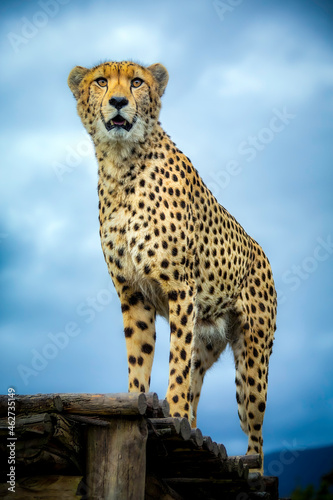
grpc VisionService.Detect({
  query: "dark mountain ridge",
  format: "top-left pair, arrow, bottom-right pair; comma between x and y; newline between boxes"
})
264,444 -> 333,497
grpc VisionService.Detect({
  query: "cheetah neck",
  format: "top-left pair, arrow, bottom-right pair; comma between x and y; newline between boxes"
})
96,123 -> 169,186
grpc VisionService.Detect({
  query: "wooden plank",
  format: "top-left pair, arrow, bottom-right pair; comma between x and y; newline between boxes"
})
0,393 -> 147,417
85,417 -> 148,500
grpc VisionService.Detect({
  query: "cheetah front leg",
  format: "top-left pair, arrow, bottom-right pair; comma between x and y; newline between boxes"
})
119,289 -> 156,393
166,287 -> 196,421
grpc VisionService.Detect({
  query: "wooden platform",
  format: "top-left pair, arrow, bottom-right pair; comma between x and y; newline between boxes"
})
0,393 -> 279,499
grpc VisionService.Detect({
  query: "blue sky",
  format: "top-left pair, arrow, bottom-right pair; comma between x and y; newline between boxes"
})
0,0 -> 332,462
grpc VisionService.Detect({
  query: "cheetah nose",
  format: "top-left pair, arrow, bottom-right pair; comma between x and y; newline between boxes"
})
109,96 -> 129,110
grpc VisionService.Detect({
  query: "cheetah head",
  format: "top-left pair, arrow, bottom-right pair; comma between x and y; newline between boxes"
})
68,61 -> 168,147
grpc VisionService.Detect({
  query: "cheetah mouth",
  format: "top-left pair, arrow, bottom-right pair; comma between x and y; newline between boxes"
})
105,114 -> 133,132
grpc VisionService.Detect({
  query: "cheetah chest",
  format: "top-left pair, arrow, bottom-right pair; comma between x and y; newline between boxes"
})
100,204 -> 170,316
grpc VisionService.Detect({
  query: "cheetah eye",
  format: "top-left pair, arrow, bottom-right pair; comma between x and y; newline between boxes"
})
95,78 -> 107,88
131,78 -> 143,88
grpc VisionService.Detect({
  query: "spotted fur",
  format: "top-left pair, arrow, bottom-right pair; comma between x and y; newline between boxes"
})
68,61 -> 277,470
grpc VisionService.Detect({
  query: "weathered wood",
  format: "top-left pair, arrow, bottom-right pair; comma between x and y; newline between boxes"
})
153,399 -> 170,418
0,392 -> 279,499
228,453 -> 262,470
202,437 -> 220,457
218,443 -> 228,459
202,435 -> 213,452
0,412 -> 53,435
66,414 -> 112,426
248,471 -> 263,485
190,427 -> 203,447
0,394 -> 63,416
144,396 -> 169,418
145,392 -> 160,416
0,413 -> 82,477
59,392 -> 148,416
224,456 -> 246,478
211,440 -> 219,457
149,417 -> 191,441
149,417 -> 180,435
85,417 -> 148,500
0,393 -> 147,417
0,475 -> 82,499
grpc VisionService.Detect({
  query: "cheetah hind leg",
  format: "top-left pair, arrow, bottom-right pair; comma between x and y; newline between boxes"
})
231,318 -> 273,473
190,328 -> 227,427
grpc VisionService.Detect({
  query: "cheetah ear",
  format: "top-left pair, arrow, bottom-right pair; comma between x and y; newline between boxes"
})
147,63 -> 169,96
68,66 -> 90,99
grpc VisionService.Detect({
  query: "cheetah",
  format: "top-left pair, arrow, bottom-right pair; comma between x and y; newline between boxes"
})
68,61 -> 277,469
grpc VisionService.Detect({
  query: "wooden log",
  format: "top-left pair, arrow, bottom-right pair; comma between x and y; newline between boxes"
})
0,394 -> 63,416
66,414 -> 112,426
59,393 -> 148,416
202,435 -> 213,452
223,456 -> 248,480
149,417 -> 180,435
211,441 -> 219,457
0,413 -> 53,435
85,416 -> 148,500
145,392 -> 159,416
248,471 -> 262,484
149,417 -> 191,441
153,399 -> 170,418
228,453 -> 262,470
145,396 -> 169,418
218,443 -> 228,459
190,428 -> 203,447
1,393 -> 148,417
